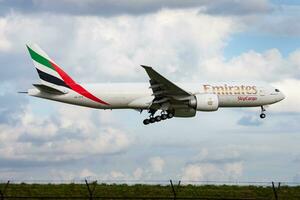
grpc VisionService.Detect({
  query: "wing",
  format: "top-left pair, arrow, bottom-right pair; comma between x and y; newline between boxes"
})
141,65 -> 192,110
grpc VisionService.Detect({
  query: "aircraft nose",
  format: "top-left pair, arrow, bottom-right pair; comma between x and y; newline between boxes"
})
280,92 -> 285,101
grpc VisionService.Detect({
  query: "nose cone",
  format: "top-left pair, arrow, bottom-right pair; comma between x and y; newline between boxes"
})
279,92 -> 285,101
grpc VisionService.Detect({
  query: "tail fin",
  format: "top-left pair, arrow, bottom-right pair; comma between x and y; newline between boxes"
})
26,44 -> 110,105
26,43 -> 70,89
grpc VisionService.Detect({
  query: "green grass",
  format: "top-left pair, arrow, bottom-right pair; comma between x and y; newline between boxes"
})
0,183 -> 300,199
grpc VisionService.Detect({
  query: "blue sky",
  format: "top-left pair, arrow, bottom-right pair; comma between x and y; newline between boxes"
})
0,0 -> 300,183
225,33 -> 300,58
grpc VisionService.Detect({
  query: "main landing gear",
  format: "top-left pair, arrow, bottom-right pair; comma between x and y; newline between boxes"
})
143,111 -> 174,125
260,106 -> 266,119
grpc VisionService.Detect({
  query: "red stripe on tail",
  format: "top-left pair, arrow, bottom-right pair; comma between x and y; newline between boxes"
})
50,61 -> 110,106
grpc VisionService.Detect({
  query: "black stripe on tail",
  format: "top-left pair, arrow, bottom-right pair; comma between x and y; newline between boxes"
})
36,68 -> 71,89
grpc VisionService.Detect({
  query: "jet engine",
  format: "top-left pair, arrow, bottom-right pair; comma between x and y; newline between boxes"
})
189,94 -> 219,111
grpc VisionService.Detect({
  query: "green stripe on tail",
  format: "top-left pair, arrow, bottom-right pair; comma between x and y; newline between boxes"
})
26,45 -> 55,71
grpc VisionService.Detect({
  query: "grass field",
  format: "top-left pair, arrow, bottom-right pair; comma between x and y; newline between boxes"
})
0,182 -> 300,199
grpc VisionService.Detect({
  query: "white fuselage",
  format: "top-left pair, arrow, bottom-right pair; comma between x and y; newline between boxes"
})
28,82 -> 285,112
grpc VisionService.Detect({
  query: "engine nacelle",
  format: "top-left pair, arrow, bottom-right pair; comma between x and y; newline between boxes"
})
189,94 -> 219,111
174,108 -> 196,117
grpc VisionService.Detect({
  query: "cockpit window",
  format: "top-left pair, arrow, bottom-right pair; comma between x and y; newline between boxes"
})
275,89 -> 280,92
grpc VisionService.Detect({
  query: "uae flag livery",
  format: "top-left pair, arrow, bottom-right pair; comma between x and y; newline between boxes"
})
27,44 -> 109,106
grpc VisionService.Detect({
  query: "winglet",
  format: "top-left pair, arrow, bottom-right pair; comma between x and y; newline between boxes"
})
141,65 -> 154,75
140,65 -> 152,69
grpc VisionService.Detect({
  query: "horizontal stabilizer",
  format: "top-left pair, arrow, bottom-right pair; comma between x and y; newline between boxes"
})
33,84 -> 66,95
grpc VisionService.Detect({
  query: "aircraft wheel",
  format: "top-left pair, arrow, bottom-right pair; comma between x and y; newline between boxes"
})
143,119 -> 150,125
260,113 -> 266,119
161,114 -> 168,120
167,112 -> 174,119
150,117 -> 156,123
155,116 -> 161,122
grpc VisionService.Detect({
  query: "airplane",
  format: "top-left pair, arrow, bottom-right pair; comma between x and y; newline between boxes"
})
24,44 -> 285,125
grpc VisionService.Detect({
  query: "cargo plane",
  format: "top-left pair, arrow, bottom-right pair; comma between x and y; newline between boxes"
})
24,44 -> 285,125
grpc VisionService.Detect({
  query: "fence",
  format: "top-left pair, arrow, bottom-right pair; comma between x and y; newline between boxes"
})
0,179 -> 299,200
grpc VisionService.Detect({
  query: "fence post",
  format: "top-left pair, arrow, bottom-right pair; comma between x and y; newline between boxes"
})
170,180 -> 181,200
85,179 -> 97,200
272,181 -> 281,200
0,180 -> 10,200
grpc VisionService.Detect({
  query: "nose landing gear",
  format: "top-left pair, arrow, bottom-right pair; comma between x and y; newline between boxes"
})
260,106 -> 266,119
260,113 -> 266,119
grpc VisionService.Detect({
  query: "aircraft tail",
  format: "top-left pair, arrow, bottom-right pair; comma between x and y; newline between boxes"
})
26,43 -> 110,105
26,43 -> 71,90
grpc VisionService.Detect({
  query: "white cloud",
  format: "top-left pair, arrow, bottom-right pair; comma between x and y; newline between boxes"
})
69,9 -> 237,82
0,9 -> 237,82
0,19 -> 11,51
182,162 -> 243,181
110,170 -> 127,179
61,127 -> 131,156
98,111 -> 115,125
149,156 -> 165,173
200,49 -> 284,81
2,10 -> 297,87
197,148 -> 209,159
182,163 -> 219,181
0,105 -> 132,161
271,79 -> 300,112
47,168 -> 97,180
193,147 -> 240,163
133,168 -> 143,179
3,8 -> 298,86
224,162 -> 243,179
49,169 -> 77,180
197,47 -> 300,83
182,148 -> 243,181
79,168 -> 97,178
288,50 -> 300,72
